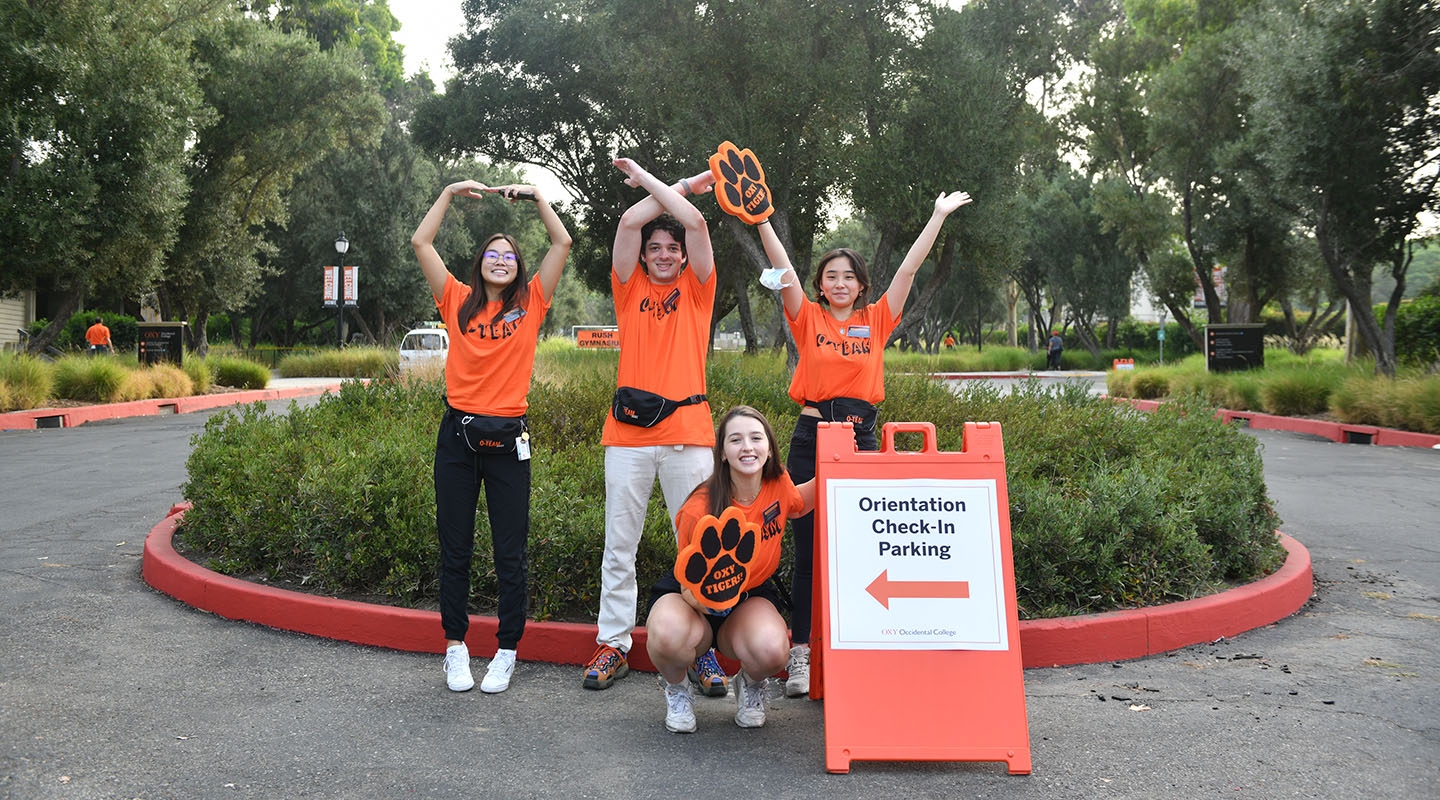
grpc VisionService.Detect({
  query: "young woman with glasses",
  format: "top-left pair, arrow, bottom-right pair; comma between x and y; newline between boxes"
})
411,180 -> 572,694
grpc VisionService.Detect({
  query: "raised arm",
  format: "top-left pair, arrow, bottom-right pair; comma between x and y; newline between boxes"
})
488,184 -> 572,301
412,180 -> 487,301
884,191 -> 973,316
757,220 -> 806,319
612,160 -> 716,284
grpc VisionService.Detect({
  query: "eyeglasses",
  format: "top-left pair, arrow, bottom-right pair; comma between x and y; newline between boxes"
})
482,250 -> 518,263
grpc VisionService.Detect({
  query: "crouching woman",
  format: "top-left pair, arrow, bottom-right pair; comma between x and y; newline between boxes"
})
645,405 -> 815,732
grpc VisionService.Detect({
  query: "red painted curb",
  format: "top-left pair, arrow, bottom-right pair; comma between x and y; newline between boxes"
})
1120,399 -> 1440,449
144,505 -> 1312,670
0,383 -> 342,430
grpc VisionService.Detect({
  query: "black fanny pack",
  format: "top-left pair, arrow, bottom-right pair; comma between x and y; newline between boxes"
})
806,396 -> 878,433
611,387 -> 707,428
449,406 -> 527,453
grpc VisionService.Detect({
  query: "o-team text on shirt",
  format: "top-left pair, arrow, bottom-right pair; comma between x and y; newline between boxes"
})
465,308 -> 526,341
638,288 -> 682,321
814,331 -> 871,356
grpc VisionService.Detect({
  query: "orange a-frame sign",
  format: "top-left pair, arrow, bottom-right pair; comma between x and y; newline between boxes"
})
811,420 -> 1031,775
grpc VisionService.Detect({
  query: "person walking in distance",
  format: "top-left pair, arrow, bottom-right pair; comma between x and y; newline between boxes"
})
411,179 -> 572,694
583,157 -> 729,694
1047,330 -> 1064,371
85,317 -> 113,356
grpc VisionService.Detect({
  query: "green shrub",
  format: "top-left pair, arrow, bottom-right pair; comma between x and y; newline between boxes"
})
183,358 -> 213,394
211,357 -> 271,389
147,364 -> 195,399
1395,295 -> 1440,367
52,356 -> 129,402
1106,370 -> 1134,397
57,311 -> 139,353
277,346 -> 395,379
886,345 -> 1040,375
178,351 -> 1286,622
1129,369 -> 1171,399
1331,375 -> 1388,425
1331,372 -> 1440,434
974,347 -> 1035,372
1260,369 -> 1338,416
1219,375 -> 1264,412
0,352 -> 53,411
116,369 -> 154,402
1392,377 -> 1440,434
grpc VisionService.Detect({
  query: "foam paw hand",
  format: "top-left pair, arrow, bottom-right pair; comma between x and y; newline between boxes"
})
675,506 -> 760,613
709,141 -> 774,225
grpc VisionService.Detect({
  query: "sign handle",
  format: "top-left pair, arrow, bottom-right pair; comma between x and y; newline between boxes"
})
881,421 -> 939,454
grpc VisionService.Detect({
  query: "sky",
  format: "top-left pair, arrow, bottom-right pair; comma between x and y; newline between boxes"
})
390,0 -> 465,87
390,1 -> 575,198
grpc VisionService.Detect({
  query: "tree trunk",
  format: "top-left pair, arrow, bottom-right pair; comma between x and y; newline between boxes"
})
25,288 -> 81,355
192,308 -> 210,358
1317,213 -> 1399,377
1005,279 -> 1019,347
722,215 -> 793,366
733,269 -> 757,354
1182,194 -> 1224,323
1166,299 -> 1203,349
348,309 -> 377,345
888,235 -> 956,348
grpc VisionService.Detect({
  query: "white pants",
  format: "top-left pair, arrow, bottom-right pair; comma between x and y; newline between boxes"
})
597,444 -> 713,651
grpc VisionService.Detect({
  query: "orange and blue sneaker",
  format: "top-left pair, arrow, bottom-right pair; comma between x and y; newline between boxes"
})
688,647 -> 729,697
582,644 -> 629,690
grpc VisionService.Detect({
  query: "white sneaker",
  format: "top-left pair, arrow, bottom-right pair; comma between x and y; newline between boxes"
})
664,681 -> 696,733
734,671 -> 767,728
480,648 -> 516,693
784,644 -> 810,698
444,643 -> 474,692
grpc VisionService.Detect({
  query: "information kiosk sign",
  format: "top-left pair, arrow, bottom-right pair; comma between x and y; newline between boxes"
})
812,421 -> 1030,774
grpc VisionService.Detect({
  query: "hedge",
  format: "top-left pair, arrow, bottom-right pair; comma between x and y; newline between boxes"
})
177,346 -> 1284,622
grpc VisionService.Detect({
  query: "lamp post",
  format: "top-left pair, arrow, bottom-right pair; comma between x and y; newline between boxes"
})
334,232 -> 349,348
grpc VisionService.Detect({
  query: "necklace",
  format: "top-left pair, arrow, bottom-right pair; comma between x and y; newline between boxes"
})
733,486 -> 759,505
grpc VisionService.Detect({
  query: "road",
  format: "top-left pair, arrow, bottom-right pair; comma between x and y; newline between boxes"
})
1,396 -> 1436,798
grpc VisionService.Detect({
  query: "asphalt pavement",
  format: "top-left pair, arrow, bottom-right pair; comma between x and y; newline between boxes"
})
1,390 -> 1436,799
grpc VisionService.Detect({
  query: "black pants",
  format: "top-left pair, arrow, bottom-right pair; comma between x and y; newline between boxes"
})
434,411 -> 530,649
785,414 -> 877,645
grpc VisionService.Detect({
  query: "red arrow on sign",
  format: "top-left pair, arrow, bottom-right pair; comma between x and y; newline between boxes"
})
865,570 -> 970,609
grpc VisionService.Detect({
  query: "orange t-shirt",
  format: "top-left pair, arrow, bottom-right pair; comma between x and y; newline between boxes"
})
85,322 -> 111,346
674,471 -> 803,588
436,274 -> 550,416
601,267 -> 716,447
785,295 -> 899,405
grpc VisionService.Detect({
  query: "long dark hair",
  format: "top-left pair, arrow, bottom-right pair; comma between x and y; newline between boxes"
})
692,405 -> 785,518
812,247 -> 872,310
457,233 -> 529,329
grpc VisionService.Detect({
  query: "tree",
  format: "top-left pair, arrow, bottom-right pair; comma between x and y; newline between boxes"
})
413,0 -> 883,328
1071,3 -> 1211,348
854,1 -> 1054,353
1236,0 -> 1440,376
162,13 -> 385,355
1,0 -> 211,353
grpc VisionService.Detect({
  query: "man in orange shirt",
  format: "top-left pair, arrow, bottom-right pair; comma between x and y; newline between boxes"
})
85,317 -> 113,355
582,157 -> 720,691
